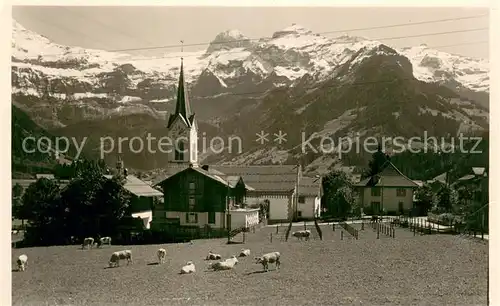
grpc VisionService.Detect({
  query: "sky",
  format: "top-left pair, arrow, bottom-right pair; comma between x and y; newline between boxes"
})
12,6 -> 489,59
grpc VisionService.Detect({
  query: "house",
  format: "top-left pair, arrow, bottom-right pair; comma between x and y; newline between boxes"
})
105,158 -> 163,229
354,161 -> 419,215
153,164 -> 252,229
151,59 -> 322,225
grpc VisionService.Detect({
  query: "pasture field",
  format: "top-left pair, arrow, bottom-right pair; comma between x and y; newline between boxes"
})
12,226 -> 488,305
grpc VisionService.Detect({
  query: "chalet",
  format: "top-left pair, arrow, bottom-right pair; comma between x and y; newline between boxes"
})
153,164 -> 253,230
355,161 -> 419,215
151,59 -> 322,225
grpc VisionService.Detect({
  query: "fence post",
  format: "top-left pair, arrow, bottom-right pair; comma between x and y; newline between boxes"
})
392,228 -> 395,238
270,233 -> 273,243
276,225 -> 279,234
243,231 -> 246,243
333,223 -> 335,231
361,222 -> 364,230
304,220 -> 307,231
377,225 -> 380,239
413,223 -> 416,236
341,231 -> 343,240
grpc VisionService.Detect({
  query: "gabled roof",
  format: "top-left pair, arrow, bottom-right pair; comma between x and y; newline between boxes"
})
355,161 -> 419,188
210,165 -> 299,192
298,176 -> 322,196
104,174 -> 163,197
167,59 -> 195,129
156,166 -> 253,191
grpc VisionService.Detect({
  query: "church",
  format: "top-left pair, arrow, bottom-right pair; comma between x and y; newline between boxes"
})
151,60 -> 322,229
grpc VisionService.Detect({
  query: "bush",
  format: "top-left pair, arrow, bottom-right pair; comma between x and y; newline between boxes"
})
427,212 -> 462,226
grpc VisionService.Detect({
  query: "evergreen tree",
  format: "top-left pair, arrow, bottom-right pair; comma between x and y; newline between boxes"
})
363,144 -> 390,178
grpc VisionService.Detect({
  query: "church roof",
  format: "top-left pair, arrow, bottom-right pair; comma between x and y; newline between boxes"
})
167,59 -> 195,129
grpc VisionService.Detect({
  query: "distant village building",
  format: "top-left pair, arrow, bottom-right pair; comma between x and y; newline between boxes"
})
354,161 -> 419,215
106,156 -> 163,229
152,60 -> 322,228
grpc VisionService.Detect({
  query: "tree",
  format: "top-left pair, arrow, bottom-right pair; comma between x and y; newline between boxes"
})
414,184 -> 438,215
21,178 -> 65,245
20,158 -> 132,246
434,185 -> 459,214
363,144 -> 390,178
12,183 -> 23,218
322,170 -> 357,218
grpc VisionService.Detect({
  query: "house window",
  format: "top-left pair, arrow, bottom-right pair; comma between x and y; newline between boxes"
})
298,196 -> 305,203
371,188 -> 381,196
297,211 -> 302,217
175,142 -> 185,161
371,201 -> 381,214
398,201 -> 404,213
188,196 -> 195,210
208,211 -> 216,224
396,188 -> 406,197
186,213 -> 198,224
189,182 -> 195,195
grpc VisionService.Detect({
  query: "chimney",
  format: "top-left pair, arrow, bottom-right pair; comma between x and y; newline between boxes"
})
201,165 -> 209,171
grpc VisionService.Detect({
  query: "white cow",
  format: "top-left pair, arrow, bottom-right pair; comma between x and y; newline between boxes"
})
292,230 -> 311,241
16,254 -> 28,272
108,250 -> 132,268
157,248 -> 167,264
98,237 -> 112,247
239,249 -> 251,257
82,237 -> 94,249
255,252 -> 281,272
180,261 -> 196,274
205,251 -> 222,260
209,256 -> 238,271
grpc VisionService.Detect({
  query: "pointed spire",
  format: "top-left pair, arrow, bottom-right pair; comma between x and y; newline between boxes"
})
167,57 -> 194,128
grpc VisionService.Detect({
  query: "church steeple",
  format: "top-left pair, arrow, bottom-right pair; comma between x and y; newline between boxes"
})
167,58 -> 195,128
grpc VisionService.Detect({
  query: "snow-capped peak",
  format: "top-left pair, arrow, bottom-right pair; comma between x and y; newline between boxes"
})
206,29 -> 253,53
272,23 -> 313,39
219,29 -> 247,40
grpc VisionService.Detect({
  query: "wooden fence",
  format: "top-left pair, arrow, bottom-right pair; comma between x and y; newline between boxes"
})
369,219 -> 395,238
339,221 -> 359,239
314,219 -> 323,240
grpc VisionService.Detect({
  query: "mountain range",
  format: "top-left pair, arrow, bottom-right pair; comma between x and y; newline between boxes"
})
11,20 -> 489,176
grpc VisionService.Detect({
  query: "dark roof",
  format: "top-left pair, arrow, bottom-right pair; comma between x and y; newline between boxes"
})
355,161 -> 418,188
167,59 -> 195,129
156,166 -> 253,191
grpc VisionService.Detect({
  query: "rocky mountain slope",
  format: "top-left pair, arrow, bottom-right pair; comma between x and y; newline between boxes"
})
11,20 -> 489,173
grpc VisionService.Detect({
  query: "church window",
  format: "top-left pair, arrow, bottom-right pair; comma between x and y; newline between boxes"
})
175,141 -> 185,161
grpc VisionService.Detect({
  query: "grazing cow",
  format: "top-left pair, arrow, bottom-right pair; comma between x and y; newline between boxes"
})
209,256 -> 238,271
16,254 -> 28,272
108,250 -> 132,268
292,230 -> 311,241
205,251 -> 222,260
180,261 -> 195,274
82,237 -> 94,249
98,237 -> 112,247
157,248 -> 167,264
255,252 -> 281,272
239,249 -> 251,257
